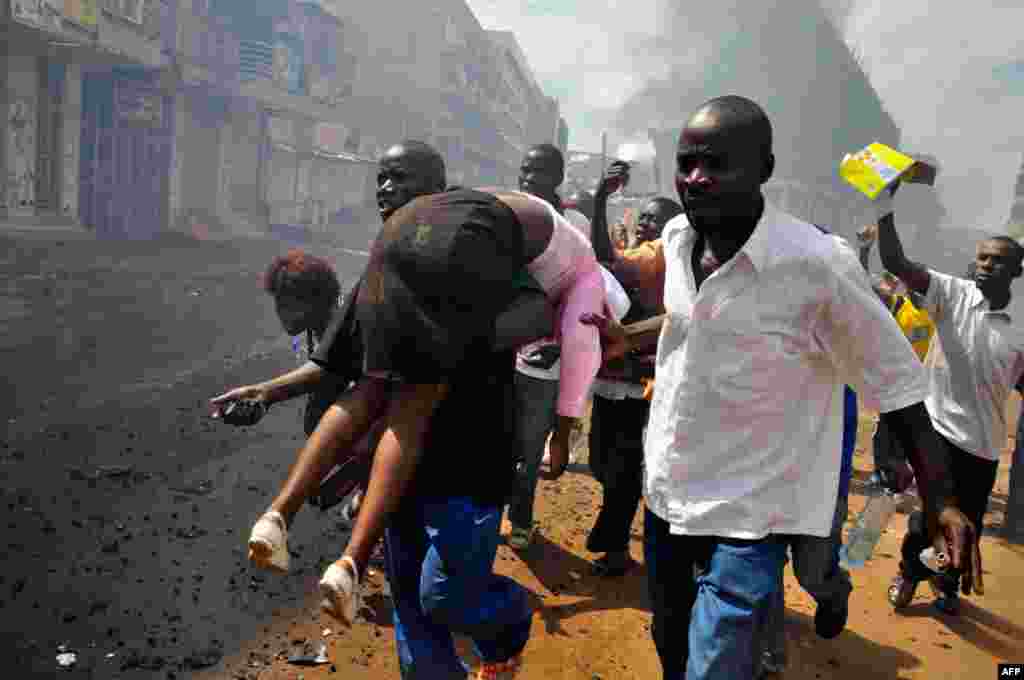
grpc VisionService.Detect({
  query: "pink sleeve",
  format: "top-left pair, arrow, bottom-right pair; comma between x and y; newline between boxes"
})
555,265 -> 605,418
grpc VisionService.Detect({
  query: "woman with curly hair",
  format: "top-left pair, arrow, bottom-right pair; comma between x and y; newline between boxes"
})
242,250 -> 381,572
261,249 -> 347,436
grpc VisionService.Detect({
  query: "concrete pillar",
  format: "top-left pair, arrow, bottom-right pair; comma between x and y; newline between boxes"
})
167,94 -> 186,230
213,109 -> 230,233
0,44 -> 7,219
60,62 -> 82,220
3,54 -> 40,218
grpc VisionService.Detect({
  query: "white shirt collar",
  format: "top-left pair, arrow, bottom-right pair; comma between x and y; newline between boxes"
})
965,278 -> 1012,318
667,200 -> 786,274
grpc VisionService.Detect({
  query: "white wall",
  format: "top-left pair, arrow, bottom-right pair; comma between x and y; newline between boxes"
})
60,62 -> 81,218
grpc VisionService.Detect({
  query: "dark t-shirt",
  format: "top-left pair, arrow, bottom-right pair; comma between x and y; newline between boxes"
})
305,288 -> 362,435
406,344 -> 518,509
311,284 -> 518,509
355,189 -> 526,383
312,280 -> 364,386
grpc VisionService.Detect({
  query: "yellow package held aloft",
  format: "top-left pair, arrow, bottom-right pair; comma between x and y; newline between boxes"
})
839,143 -> 917,200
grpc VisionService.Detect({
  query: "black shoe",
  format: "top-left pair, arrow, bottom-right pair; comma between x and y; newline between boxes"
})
591,552 -> 638,578
888,573 -> 919,608
759,650 -> 787,676
814,595 -> 849,639
928,575 -> 961,615
934,593 -> 960,616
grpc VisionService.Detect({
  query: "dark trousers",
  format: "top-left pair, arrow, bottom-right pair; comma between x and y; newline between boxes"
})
899,434 -> 999,590
644,509 -> 787,679
385,497 -> 533,678
872,417 -> 907,483
506,372 -> 559,529
586,394 -> 648,554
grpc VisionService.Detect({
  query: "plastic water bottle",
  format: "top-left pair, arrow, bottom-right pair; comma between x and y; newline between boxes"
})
840,489 -> 901,569
919,547 -> 950,573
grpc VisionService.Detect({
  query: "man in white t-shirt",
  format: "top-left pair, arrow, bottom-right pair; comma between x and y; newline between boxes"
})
582,95 -> 978,679
506,144 -> 593,550
877,182 -> 1024,615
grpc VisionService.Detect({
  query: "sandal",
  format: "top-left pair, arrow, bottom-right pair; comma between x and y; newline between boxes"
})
248,510 -> 290,573
507,524 -> 537,551
319,555 -> 362,625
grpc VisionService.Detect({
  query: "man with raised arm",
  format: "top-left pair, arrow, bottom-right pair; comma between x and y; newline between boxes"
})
875,182 -> 1021,615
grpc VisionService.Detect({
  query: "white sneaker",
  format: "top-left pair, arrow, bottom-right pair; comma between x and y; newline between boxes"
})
320,556 -> 362,625
339,489 -> 363,525
248,510 -> 289,573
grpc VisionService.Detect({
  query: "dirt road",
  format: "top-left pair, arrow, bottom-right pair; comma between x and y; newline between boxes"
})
201,403 -> 1024,680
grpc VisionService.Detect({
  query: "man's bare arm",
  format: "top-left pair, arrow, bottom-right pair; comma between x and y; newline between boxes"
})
592,161 -> 630,265
882,402 -> 981,593
582,312 -> 664,362
880,403 -> 953,520
876,190 -> 931,295
623,314 -> 666,355
856,224 -> 875,273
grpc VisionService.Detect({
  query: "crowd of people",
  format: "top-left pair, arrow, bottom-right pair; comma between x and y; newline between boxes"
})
207,94 -> 1019,680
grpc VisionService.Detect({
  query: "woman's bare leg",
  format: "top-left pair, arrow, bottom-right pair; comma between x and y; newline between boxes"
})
345,382 -> 447,571
269,378 -> 391,526
320,382 -> 447,623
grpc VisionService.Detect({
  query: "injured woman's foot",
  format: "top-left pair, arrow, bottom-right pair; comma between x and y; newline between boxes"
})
248,510 -> 290,572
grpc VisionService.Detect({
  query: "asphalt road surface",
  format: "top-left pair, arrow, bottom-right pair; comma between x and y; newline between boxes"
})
1,227 -> 368,678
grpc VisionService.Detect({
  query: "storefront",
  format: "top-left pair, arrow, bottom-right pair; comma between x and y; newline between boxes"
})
1,0 -> 97,223
310,120 -> 374,240
79,65 -> 172,238
264,112 -> 311,243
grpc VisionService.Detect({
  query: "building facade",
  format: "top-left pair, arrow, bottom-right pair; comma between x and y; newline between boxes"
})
1,0 -> 158,227
2,0 -> 564,242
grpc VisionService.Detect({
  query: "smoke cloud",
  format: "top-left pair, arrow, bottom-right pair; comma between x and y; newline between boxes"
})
472,0 -> 1024,230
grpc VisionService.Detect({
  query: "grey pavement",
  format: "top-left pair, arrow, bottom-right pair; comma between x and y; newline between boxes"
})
1,226 -> 370,678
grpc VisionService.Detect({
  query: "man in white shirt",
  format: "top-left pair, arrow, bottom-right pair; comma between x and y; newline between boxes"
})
877,183 -> 1024,615
506,144 -> 593,550
582,95 -> 978,680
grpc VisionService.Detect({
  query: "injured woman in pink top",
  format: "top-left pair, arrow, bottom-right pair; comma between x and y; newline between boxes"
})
248,187 -> 608,625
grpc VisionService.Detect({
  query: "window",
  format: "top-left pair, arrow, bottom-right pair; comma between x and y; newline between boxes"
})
112,0 -> 145,24
444,17 -> 458,46
316,36 -> 337,72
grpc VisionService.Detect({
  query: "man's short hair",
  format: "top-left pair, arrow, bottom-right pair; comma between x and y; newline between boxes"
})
527,143 -> 565,175
647,196 -> 683,220
393,139 -> 446,187
985,235 -> 1024,265
698,95 -> 773,156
